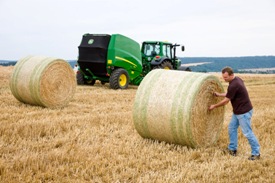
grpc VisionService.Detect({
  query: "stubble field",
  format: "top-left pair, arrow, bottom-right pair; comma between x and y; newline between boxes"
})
0,66 -> 275,182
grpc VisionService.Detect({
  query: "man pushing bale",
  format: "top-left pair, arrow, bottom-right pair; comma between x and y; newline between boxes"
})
209,66 -> 260,160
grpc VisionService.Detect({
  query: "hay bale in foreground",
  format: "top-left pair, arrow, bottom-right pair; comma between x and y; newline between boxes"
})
133,69 -> 225,148
10,55 -> 76,108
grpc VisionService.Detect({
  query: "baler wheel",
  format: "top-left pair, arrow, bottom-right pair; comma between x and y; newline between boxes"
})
76,72 -> 95,85
76,72 -> 84,85
110,68 -> 129,89
86,79 -> 96,85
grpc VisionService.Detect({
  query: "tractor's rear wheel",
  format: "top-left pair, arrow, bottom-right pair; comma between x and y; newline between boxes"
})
160,61 -> 173,70
109,68 -> 129,89
152,66 -> 160,70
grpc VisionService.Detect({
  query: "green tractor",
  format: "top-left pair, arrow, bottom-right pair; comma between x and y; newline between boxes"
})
76,33 -> 186,89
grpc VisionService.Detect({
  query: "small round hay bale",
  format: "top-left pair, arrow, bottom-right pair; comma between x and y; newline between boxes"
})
10,55 -> 76,108
133,69 -> 225,148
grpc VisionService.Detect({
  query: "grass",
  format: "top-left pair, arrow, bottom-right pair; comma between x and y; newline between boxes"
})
0,66 -> 275,182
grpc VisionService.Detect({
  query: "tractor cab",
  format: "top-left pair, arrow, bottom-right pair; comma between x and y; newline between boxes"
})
143,42 -> 161,58
141,41 -> 184,71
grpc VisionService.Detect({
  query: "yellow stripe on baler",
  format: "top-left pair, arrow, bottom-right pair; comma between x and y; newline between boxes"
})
115,56 -> 137,67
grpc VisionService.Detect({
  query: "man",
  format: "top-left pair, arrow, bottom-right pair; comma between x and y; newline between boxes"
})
73,64 -> 79,74
209,66 -> 260,160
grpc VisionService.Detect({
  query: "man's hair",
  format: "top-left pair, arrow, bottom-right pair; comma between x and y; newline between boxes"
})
222,66 -> 234,75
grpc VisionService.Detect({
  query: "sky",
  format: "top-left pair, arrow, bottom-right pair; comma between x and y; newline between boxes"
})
0,0 -> 275,60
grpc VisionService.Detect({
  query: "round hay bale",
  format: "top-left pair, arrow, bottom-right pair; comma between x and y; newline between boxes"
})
10,55 -> 76,108
133,69 -> 225,148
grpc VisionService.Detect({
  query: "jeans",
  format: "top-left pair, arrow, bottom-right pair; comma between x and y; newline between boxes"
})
228,109 -> 260,155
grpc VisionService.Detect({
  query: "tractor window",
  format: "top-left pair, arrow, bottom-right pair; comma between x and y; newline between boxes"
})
163,44 -> 172,59
143,44 -> 160,56
155,45 -> 160,55
163,46 -> 167,57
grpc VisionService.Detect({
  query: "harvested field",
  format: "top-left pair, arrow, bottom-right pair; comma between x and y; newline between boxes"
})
0,66 -> 275,182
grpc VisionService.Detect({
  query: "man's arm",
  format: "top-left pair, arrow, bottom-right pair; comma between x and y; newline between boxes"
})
214,92 -> 227,97
209,97 -> 230,110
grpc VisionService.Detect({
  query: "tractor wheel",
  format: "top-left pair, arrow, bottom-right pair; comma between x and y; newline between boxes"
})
76,72 -> 84,85
76,72 -> 95,85
109,68 -> 129,89
86,79 -> 96,85
152,66 -> 160,70
160,61 -> 173,70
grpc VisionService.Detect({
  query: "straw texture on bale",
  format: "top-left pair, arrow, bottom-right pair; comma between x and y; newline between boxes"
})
10,56 -> 76,108
133,69 -> 225,148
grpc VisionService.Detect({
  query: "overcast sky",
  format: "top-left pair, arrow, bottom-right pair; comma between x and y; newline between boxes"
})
0,0 -> 275,60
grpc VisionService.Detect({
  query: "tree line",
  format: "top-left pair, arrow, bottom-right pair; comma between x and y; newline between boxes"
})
181,56 -> 275,73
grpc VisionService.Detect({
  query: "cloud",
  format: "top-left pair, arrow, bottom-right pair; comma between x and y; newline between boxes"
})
0,0 -> 274,59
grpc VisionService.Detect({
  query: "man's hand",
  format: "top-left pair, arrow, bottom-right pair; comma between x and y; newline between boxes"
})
208,97 -> 230,111
213,92 -> 220,97
209,104 -> 216,111
213,92 -> 226,97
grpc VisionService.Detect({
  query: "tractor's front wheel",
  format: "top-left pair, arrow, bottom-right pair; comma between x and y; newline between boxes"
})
109,68 -> 129,89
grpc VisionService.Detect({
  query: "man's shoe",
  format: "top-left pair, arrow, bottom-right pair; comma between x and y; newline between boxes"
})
228,149 -> 237,156
248,154 -> 260,160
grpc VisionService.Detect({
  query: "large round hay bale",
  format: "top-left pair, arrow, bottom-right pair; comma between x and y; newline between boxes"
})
133,69 -> 225,148
10,55 -> 76,108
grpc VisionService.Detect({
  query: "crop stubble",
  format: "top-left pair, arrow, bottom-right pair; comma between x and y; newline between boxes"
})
0,66 -> 275,182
